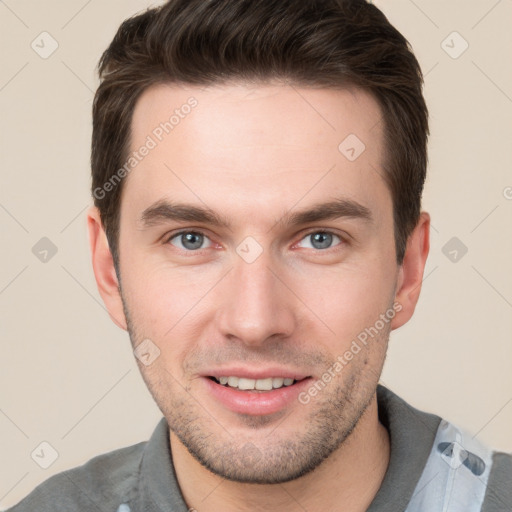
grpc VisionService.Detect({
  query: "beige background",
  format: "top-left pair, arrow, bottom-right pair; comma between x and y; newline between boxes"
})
1,0 -> 511,508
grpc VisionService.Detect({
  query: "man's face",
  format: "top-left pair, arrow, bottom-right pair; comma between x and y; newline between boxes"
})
117,82 -> 399,483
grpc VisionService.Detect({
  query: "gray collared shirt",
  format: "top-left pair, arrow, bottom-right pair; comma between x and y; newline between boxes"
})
7,386 -> 512,511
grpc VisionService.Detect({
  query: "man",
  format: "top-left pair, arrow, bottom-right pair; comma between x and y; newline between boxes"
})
8,0 -> 511,511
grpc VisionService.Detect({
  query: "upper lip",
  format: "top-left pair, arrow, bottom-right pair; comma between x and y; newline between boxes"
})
201,367 -> 310,381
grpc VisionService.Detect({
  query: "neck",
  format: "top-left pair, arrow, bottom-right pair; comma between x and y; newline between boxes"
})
170,393 -> 390,512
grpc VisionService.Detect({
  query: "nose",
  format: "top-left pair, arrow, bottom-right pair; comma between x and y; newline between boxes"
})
216,251 -> 297,347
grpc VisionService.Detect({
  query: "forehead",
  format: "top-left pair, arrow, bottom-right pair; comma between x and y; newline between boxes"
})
123,81 -> 389,225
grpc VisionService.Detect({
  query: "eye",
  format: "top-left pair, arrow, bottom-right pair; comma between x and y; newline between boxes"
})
296,231 -> 343,250
168,231 -> 212,251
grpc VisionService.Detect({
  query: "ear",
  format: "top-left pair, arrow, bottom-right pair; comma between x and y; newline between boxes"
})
87,206 -> 127,330
391,211 -> 430,330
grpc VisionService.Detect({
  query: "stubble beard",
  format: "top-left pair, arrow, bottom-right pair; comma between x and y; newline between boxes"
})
121,292 -> 389,484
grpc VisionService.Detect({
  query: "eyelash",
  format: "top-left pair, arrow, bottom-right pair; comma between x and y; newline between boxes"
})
164,229 -> 347,253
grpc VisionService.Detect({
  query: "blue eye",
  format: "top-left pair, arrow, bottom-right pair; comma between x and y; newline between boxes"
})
167,230 -> 342,252
169,231 -> 212,251
297,231 -> 342,250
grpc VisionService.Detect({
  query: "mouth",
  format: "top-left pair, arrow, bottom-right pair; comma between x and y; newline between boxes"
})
203,373 -> 313,416
208,375 -> 304,391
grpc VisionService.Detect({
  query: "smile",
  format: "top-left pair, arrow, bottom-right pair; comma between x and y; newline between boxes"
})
204,375 -> 313,415
210,376 -> 299,391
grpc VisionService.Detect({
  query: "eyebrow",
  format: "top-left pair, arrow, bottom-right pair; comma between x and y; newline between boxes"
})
138,198 -> 372,230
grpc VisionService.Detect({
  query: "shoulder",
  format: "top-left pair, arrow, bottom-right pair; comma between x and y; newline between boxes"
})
482,450 -> 512,511
7,440 -> 147,512
375,386 -> 512,511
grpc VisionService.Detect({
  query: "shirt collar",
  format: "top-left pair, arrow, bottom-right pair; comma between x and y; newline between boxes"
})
136,385 -> 441,511
366,385 -> 442,512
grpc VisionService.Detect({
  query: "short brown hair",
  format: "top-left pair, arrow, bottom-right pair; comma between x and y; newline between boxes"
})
92,0 -> 428,267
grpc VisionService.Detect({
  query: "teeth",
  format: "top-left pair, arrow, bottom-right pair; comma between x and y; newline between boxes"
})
255,378 -> 273,390
238,378 -> 255,390
214,376 -> 297,390
227,376 -> 239,387
272,377 -> 284,388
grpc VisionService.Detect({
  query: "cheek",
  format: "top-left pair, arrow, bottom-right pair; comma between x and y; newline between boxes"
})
124,272 -> 198,327
119,259 -> 220,362
291,261 -> 396,348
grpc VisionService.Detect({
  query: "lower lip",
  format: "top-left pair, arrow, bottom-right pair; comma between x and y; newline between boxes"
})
203,377 -> 312,416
